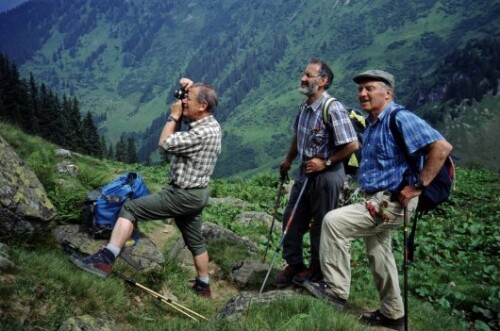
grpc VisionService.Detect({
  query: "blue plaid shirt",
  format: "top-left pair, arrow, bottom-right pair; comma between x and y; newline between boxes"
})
359,102 -> 443,193
293,92 -> 357,164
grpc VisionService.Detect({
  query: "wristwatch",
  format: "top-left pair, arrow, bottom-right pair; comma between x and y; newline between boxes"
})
167,115 -> 179,123
325,159 -> 332,167
413,179 -> 427,190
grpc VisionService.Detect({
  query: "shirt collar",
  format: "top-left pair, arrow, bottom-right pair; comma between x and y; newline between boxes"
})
188,114 -> 214,129
367,101 -> 395,126
305,91 -> 331,112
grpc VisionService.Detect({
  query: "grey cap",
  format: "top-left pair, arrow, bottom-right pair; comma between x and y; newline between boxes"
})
353,70 -> 395,88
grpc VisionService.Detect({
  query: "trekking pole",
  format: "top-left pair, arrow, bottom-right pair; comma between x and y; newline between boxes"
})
259,176 -> 309,294
114,271 -> 208,321
262,171 -> 289,263
403,206 -> 409,331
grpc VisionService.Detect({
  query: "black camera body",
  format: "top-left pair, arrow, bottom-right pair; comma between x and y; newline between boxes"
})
173,88 -> 188,100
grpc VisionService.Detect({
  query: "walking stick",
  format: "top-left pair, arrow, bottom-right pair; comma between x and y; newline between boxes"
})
262,171 -> 289,263
259,177 -> 309,294
403,206 -> 409,331
114,271 -> 208,321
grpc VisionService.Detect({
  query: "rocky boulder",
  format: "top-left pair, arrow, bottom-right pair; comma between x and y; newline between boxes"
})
0,135 -> 57,240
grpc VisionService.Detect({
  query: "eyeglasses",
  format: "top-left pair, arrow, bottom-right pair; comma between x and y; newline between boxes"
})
301,72 -> 320,79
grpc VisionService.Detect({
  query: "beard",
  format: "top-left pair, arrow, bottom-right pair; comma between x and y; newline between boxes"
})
298,82 -> 319,96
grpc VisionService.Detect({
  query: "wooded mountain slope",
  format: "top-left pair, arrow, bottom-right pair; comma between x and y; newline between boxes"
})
0,0 -> 498,177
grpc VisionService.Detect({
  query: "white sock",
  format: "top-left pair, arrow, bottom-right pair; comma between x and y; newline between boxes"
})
197,275 -> 209,284
105,243 -> 121,257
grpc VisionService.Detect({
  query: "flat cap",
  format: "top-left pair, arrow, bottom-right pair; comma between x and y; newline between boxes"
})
353,69 -> 395,88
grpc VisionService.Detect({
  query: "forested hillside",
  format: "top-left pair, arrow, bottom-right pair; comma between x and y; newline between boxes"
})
0,0 -> 499,177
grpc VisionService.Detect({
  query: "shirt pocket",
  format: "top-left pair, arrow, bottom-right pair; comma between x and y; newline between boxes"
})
375,139 -> 398,161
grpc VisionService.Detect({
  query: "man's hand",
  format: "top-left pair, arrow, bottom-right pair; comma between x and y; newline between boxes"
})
180,78 -> 194,90
398,185 -> 423,206
280,159 -> 292,174
305,157 -> 325,174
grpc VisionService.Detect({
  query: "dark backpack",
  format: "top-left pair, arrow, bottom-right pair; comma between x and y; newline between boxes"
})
81,172 -> 150,239
322,98 -> 366,176
389,108 -> 456,262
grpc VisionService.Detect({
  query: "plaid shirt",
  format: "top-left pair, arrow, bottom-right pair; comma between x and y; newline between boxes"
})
294,92 -> 358,163
162,115 -> 221,188
359,102 -> 443,193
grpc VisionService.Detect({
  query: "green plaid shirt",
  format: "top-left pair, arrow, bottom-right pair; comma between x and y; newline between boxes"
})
162,115 -> 221,188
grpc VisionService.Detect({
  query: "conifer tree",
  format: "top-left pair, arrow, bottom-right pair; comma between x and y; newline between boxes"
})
127,136 -> 139,164
27,73 -> 40,135
81,112 -> 102,158
107,143 -> 115,160
115,134 -> 127,162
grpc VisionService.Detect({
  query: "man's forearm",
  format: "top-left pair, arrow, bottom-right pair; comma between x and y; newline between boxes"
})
419,139 -> 453,186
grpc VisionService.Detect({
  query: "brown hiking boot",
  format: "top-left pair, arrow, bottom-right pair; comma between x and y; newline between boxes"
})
292,263 -> 323,286
69,248 -> 115,279
274,263 -> 306,288
191,278 -> 211,298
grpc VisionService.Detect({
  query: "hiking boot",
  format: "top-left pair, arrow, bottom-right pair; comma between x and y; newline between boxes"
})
69,248 -> 115,279
292,268 -> 313,286
191,278 -> 211,298
302,280 -> 346,311
292,264 -> 323,287
358,309 -> 404,331
274,264 -> 306,288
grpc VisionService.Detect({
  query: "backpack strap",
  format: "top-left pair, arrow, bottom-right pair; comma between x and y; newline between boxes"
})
389,108 -> 410,161
321,97 -> 336,125
389,108 -> 421,264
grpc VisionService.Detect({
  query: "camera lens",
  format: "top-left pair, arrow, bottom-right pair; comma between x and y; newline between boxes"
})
173,88 -> 188,100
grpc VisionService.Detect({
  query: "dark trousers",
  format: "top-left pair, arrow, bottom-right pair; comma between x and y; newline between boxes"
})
119,185 -> 209,256
282,163 -> 344,268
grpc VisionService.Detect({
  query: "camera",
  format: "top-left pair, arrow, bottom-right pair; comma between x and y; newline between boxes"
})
173,88 -> 188,100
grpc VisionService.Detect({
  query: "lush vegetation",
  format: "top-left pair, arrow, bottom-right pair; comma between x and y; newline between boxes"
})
0,123 -> 498,330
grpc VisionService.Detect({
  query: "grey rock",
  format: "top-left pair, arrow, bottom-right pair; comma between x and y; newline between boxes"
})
207,197 -> 251,210
217,290 -> 301,320
234,211 -> 274,226
0,135 -> 57,240
0,242 -> 15,272
229,258 -> 280,290
55,148 -> 71,157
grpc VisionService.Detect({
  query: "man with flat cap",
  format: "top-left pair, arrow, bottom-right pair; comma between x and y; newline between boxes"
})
302,69 -> 453,330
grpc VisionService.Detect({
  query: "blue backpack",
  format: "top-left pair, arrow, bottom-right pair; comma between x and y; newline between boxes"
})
81,172 -> 150,239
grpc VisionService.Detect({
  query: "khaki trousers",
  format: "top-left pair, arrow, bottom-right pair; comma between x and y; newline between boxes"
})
320,191 -> 417,319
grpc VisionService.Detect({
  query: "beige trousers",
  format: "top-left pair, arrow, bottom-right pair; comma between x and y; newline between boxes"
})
320,191 -> 418,319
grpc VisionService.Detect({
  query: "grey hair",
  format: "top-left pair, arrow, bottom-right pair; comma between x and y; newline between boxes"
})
378,81 -> 395,99
193,83 -> 218,113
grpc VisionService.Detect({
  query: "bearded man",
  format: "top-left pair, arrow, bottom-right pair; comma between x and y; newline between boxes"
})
274,59 -> 359,288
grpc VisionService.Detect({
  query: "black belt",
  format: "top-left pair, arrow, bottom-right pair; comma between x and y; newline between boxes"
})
170,182 -> 205,190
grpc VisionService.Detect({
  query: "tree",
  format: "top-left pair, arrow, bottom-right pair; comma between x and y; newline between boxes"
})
81,112 -> 103,158
115,134 -> 127,162
127,136 -> 138,164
